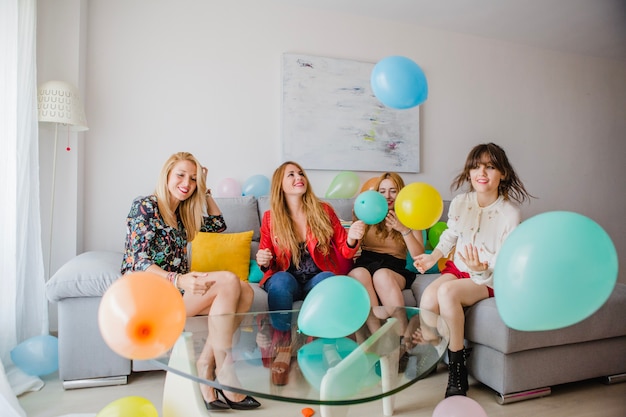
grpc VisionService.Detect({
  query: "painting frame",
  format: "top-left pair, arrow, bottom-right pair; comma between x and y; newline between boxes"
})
281,53 -> 420,173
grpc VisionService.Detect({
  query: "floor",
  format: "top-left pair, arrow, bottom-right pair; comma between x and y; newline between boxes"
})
18,364 -> 626,417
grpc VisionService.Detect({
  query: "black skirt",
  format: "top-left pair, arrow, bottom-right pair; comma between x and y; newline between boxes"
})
353,250 -> 416,289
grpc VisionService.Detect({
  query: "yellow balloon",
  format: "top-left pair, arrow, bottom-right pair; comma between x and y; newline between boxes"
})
394,182 -> 443,230
96,396 -> 158,417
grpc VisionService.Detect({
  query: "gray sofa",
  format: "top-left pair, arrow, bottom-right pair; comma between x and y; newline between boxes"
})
46,195 -> 626,402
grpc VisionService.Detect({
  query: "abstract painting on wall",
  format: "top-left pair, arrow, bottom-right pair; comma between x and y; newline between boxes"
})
282,53 -> 420,173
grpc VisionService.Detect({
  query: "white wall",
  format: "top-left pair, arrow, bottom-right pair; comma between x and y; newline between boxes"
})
39,0 -> 626,289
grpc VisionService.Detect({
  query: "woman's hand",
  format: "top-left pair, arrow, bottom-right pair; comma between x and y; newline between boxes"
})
413,252 -> 437,274
385,210 -> 411,235
256,248 -> 273,268
178,272 -> 215,295
458,244 -> 488,272
347,220 -> 365,241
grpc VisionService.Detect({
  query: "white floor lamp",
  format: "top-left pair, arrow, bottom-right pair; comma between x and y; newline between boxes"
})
37,80 -> 88,276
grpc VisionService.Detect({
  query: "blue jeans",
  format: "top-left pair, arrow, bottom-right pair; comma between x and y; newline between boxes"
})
263,271 -> 335,331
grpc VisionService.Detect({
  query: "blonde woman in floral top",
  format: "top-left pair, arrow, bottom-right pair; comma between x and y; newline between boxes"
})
121,152 -> 260,411
413,143 -> 533,399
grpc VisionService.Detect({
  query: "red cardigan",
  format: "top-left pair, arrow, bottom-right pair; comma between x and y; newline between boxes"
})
258,203 -> 359,287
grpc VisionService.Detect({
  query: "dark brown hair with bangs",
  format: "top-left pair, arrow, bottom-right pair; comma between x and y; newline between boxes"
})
451,143 -> 534,204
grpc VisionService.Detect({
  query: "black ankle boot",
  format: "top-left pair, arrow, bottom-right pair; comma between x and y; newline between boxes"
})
445,348 -> 469,397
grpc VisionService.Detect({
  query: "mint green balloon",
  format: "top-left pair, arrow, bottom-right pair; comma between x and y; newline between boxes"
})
298,276 -> 369,338
494,211 -> 618,331
325,171 -> 360,199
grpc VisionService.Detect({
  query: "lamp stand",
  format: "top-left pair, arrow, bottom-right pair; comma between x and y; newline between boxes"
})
47,123 -> 59,277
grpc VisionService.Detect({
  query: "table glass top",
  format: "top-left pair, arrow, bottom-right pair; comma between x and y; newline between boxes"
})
150,306 -> 449,405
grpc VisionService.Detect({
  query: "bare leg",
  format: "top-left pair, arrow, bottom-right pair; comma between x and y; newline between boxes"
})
415,274 -> 455,344
349,267 -> 383,334
436,279 -> 488,351
196,342 -> 218,403
185,272 -> 254,403
372,269 -> 408,335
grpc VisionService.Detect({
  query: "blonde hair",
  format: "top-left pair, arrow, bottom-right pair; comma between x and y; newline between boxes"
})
154,152 -> 207,241
269,161 -> 334,268
369,172 -> 406,242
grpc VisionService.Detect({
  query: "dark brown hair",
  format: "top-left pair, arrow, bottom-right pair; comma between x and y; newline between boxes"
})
451,143 -> 534,204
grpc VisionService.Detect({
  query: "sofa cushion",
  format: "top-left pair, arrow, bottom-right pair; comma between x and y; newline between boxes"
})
190,230 -> 254,281
464,283 -> 626,354
214,196 -> 260,241
46,251 -> 122,302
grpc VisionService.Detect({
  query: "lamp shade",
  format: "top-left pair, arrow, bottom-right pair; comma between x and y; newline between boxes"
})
37,80 -> 88,131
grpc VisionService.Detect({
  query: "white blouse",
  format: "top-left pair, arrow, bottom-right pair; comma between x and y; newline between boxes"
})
435,192 -> 521,288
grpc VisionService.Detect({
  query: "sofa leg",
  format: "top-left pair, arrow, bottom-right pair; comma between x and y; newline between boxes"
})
62,375 -> 127,390
495,387 -> 551,404
602,372 -> 626,385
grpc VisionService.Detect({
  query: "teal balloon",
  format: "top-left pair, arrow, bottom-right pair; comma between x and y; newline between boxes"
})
371,56 -> 428,109
298,276 -> 370,338
354,190 -> 388,225
242,174 -> 270,198
11,335 -> 59,376
325,171 -> 360,199
494,211 -> 618,331
428,222 -> 448,248
297,338 -> 354,389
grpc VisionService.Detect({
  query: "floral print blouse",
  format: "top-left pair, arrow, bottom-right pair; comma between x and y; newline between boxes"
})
120,195 -> 226,275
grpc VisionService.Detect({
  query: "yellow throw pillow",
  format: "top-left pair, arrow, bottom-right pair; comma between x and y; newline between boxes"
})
190,230 -> 253,281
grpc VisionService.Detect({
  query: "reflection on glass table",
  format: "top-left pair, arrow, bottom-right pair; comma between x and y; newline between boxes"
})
150,306 -> 449,417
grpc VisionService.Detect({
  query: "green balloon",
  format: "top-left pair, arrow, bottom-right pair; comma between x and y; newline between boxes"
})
427,221 -> 448,248
325,171 -> 360,199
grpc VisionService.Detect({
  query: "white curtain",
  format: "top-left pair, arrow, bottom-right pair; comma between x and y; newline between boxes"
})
1,0 -> 49,415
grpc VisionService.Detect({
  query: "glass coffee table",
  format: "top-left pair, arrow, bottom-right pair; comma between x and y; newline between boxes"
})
149,307 -> 449,417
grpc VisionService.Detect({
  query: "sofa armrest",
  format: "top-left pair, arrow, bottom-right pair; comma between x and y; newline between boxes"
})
46,251 -> 123,302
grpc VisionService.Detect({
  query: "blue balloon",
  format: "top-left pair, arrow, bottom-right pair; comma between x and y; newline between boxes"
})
371,56 -> 428,109
354,190 -> 388,225
242,174 -> 270,198
494,211 -> 618,331
298,276 -> 370,338
11,335 -> 59,376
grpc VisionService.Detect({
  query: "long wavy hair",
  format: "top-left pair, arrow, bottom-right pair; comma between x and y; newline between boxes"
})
366,172 -> 407,242
269,161 -> 334,268
154,152 -> 207,241
451,143 -> 534,204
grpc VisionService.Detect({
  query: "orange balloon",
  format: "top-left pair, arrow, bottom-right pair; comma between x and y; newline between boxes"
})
98,272 -> 186,360
437,257 -> 449,272
302,407 -> 315,417
360,177 -> 378,192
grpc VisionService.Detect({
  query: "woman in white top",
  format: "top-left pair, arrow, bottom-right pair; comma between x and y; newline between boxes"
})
413,143 -> 533,398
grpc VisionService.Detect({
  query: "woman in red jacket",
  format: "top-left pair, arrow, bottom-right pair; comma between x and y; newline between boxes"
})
256,161 -> 365,328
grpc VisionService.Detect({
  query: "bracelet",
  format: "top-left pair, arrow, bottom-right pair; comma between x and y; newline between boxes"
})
166,271 -> 177,283
402,229 -> 412,236
173,273 -> 181,289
